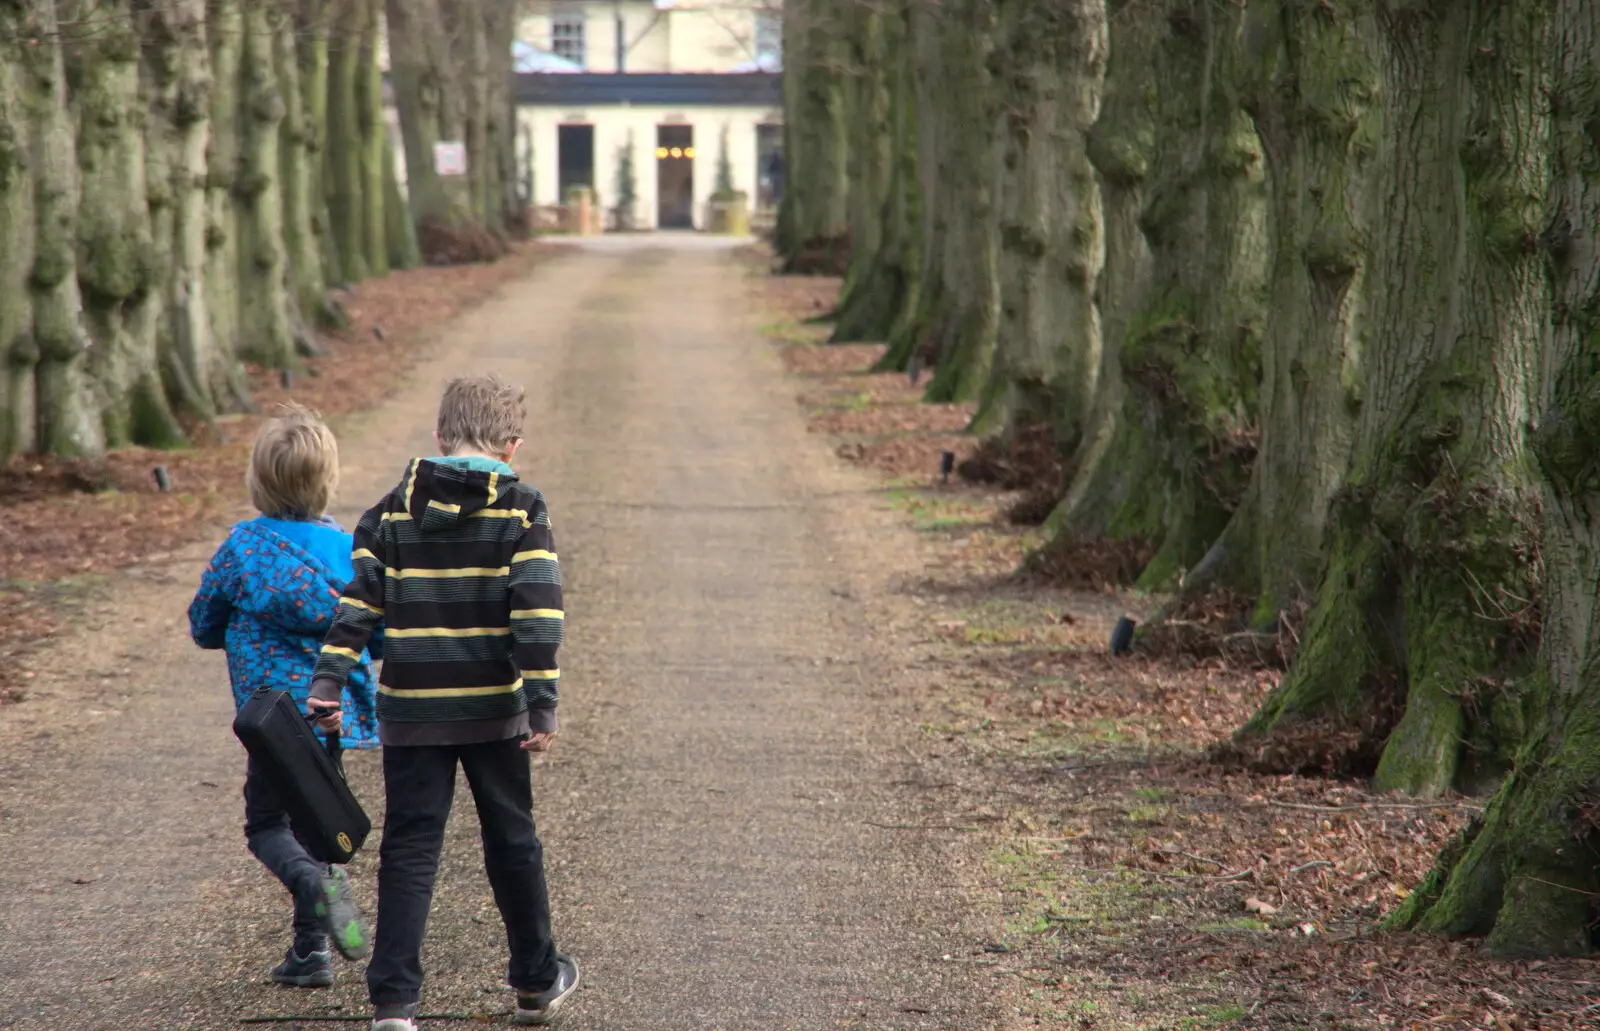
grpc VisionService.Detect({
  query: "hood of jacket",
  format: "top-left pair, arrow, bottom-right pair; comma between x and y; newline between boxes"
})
403,456 -> 520,532
228,520 -> 348,633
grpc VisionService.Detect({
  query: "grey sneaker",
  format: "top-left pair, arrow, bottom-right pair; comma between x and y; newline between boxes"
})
514,954 -> 580,1025
312,866 -> 369,961
371,1002 -> 419,1030
270,945 -> 333,988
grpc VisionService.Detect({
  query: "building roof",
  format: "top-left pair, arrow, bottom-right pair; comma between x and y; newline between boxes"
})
514,72 -> 781,108
513,41 -> 584,74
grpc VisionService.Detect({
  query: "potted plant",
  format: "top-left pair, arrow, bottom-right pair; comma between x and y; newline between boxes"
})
707,123 -> 749,235
613,132 -> 637,231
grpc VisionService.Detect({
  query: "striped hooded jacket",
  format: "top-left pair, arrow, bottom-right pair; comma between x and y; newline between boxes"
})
310,456 -> 563,746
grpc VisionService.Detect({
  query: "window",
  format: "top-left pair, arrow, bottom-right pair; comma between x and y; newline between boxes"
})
551,10 -> 586,67
754,9 -> 781,63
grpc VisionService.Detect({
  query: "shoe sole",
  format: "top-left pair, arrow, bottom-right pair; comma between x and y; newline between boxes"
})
272,970 -> 335,988
315,870 -> 370,961
513,959 -> 581,1025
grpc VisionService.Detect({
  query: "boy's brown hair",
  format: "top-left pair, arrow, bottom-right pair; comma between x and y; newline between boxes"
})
247,403 -> 340,519
435,373 -> 526,457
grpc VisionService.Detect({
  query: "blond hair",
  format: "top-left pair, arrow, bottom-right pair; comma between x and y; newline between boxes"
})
435,373 -> 526,457
247,403 -> 340,519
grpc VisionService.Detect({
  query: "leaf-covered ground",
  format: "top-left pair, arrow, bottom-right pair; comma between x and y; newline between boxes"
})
0,243 -> 553,707
746,251 -> 1600,1030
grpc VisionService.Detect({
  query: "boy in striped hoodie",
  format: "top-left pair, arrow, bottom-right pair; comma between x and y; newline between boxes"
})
307,374 -> 578,1030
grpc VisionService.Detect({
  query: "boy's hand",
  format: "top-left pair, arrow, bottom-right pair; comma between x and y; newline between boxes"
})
306,697 -> 343,734
522,731 -> 557,753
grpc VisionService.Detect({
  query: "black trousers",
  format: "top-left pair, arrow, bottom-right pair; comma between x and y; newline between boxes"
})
366,737 -> 559,1006
243,758 -> 327,952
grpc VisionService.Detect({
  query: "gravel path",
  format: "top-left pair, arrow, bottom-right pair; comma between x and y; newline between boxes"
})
0,239 -> 1009,1031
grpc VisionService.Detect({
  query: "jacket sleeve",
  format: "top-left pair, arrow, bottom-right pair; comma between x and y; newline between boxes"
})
313,502 -> 388,688
509,492 -> 563,722
188,540 -> 237,650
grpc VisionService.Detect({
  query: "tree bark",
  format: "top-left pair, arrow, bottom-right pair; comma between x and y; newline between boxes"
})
327,0 -> 368,281
978,0 -> 1108,451
384,122 -> 422,270
276,1 -> 334,326
1236,0 -> 1546,795
485,0 -> 522,231
828,0 -> 893,342
296,0 -> 343,289
203,0 -> 252,406
69,0 -> 187,448
1089,0 -> 1268,590
233,1 -> 295,369
141,0 -> 223,421
387,0 -> 476,253
920,0 -> 1000,406
0,4 -> 37,458
446,0 -> 492,228
875,0 -> 935,372
358,0 -> 388,276
1390,0 -> 1595,956
27,0 -> 104,458
778,0 -> 849,270
1045,0 -> 1159,539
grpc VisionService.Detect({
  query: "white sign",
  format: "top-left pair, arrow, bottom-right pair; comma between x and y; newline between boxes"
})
434,141 -> 467,177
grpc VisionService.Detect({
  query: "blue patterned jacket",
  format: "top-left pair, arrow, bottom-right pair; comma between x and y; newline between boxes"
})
189,516 -> 381,749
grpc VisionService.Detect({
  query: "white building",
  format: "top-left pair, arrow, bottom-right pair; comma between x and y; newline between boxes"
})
514,0 -> 784,230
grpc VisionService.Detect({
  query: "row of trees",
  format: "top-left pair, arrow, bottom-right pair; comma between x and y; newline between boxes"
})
780,0 -> 1600,958
0,0 -> 524,462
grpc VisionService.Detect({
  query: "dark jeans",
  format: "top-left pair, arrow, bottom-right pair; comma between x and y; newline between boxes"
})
243,758 -> 328,952
366,737 -> 558,1007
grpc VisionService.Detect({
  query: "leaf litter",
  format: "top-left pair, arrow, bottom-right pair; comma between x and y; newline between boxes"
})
746,250 -> 1599,1030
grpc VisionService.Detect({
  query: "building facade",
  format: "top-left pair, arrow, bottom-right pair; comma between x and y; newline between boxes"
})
514,0 -> 783,231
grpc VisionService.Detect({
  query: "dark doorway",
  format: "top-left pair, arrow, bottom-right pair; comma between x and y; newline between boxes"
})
656,124 -> 694,229
557,124 -> 594,201
756,123 -> 783,210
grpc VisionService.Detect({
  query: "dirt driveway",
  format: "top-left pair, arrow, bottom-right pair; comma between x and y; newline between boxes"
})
0,238 -> 1012,1030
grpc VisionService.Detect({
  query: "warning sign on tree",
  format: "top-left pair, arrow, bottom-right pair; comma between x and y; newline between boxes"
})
434,142 -> 468,176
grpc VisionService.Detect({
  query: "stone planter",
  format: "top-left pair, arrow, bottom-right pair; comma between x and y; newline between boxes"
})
706,191 -> 750,235
562,185 -> 603,235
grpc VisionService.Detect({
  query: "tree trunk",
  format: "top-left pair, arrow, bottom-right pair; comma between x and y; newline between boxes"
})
979,0 -> 1108,451
141,0 -> 224,421
388,0 -> 476,253
1045,0 -> 1159,539
358,0 -> 388,276
69,0 -> 186,449
1389,0 -> 1595,956
828,1 -> 893,342
27,0 -> 103,458
920,0 -> 1001,406
276,3 -> 335,327
384,122 -> 422,270
297,0 -> 344,289
1084,0 -> 1267,590
327,0 -> 368,281
0,5 -> 37,458
446,0 -> 492,228
779,0 -> 849,270
203,0 -> 252,406
1236,0 -> 1546,795
486,0 -> 522,231
233,2 -> 295,369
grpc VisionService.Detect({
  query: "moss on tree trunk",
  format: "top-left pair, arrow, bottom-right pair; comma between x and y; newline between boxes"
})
26,0 -> 104,458
296,0 -> 343,289
1392,5 -> 1600,951
981,0 -> 1107,454
69,0 -> 186,449
358,0 -> 388,276
1045,0 -> 1158,540
0,6 -> 37,458
233,3 -> 295,370
384,122 -> 422,270
920,0 -> 1000,406
1236,0 -> 1546,796
203,0 -> 252,407
276,3 -> 333,326
327,0 -> 368,281
829,1 -> 894,342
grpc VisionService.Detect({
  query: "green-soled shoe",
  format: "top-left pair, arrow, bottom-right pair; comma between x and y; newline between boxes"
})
312,866 -> 369,961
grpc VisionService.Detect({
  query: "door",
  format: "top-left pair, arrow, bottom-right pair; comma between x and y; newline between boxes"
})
756,123 -> 783,210
655,124 -> 694,229
557,124 -> 594,202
